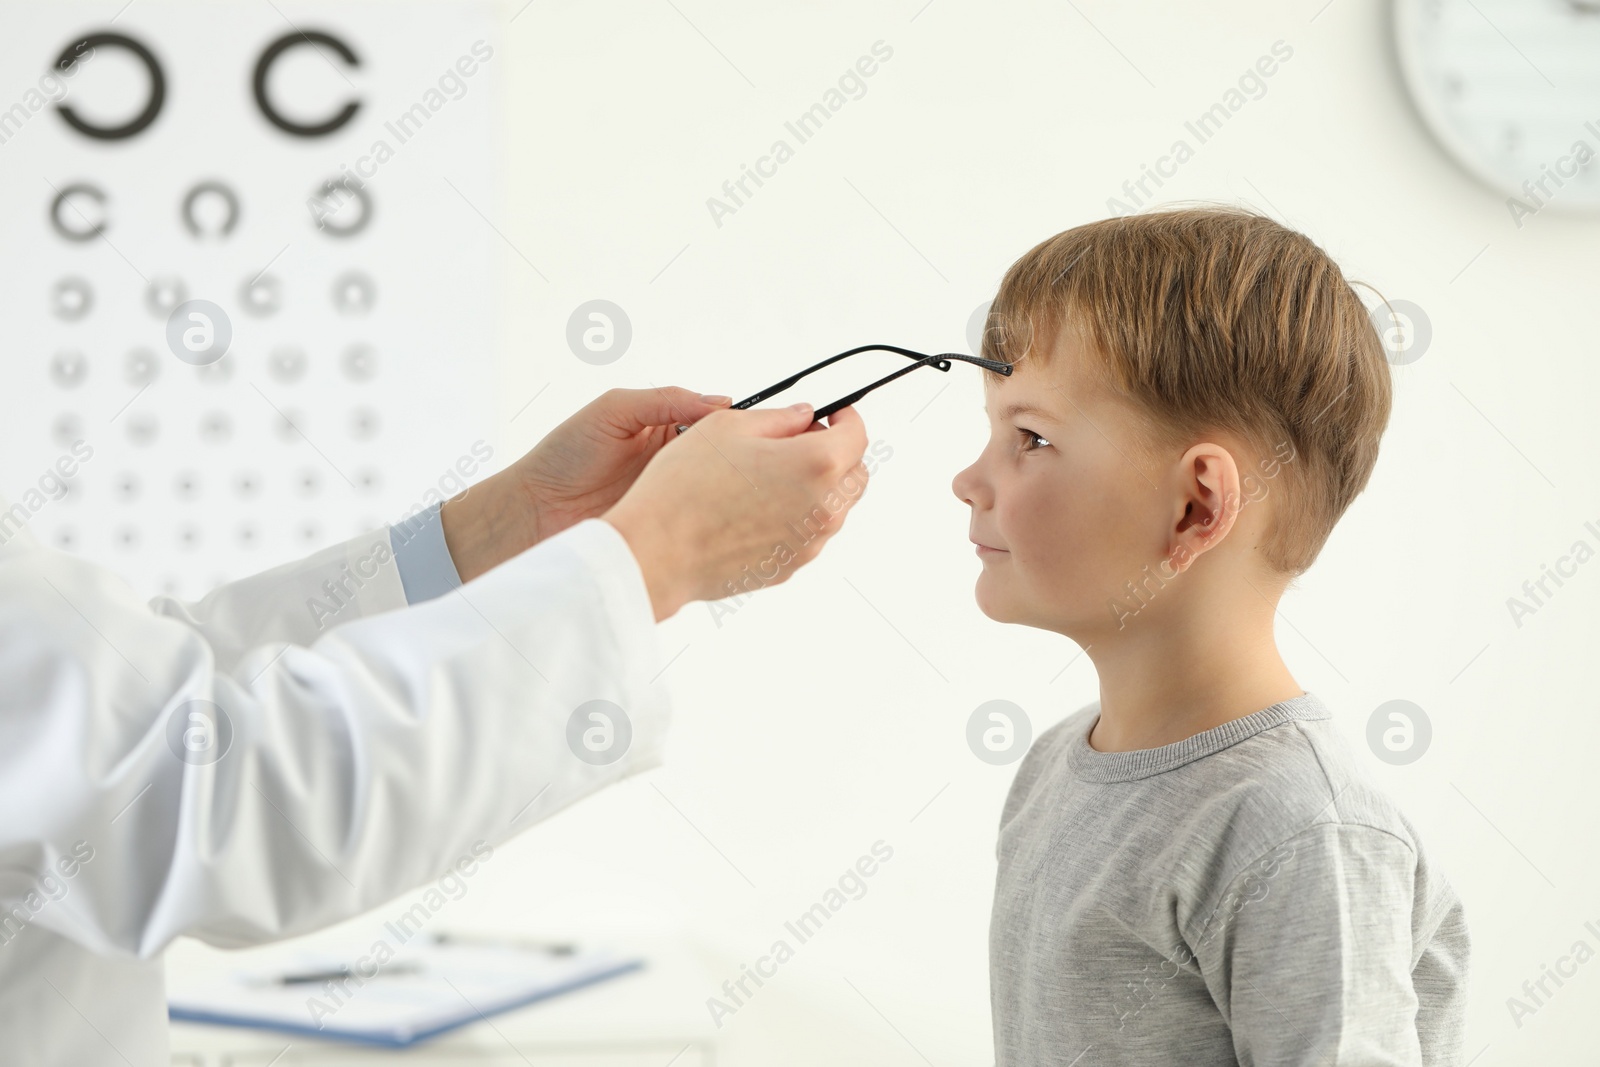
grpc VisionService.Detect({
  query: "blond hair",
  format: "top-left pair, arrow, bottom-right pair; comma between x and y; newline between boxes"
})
982,205 -> 1392,577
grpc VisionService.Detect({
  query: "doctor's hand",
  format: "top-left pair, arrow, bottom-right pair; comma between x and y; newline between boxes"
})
441,387 -> 732,582
603,402 -> 871,622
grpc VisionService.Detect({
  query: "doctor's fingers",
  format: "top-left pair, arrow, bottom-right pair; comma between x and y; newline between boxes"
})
694,402 -> 865,455
772,454 -> 873,561
806,405 -> 868,468
693,402 -> 818,442
781,469 -> 871,568
593,386 -> 731,435
754,406 -> 867,485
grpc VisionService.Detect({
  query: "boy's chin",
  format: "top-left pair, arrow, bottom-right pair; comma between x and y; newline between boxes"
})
975,580 -> 1077,635
973,580 -> 1021,624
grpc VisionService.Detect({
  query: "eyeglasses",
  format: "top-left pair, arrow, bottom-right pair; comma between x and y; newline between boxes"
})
675,344 -> 1012,433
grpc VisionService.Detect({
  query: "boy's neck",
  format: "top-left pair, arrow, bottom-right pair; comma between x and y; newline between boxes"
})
1084,621 -> 1304,753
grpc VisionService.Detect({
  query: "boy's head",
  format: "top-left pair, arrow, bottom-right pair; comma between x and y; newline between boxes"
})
952,206 -> 1391,639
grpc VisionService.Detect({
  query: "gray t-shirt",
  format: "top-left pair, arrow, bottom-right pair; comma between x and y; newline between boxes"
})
990,691 -> 1469,1066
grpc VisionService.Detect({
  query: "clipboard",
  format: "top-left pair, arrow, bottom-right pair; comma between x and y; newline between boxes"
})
168,931 -> 644,1048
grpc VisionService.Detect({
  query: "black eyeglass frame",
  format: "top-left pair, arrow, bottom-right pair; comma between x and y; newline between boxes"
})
675,344 -> 1012,433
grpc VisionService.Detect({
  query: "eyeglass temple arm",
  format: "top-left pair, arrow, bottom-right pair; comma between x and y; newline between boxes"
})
733,345 -> 955,410
673,347 -> 1012,433
812,353 -> 1011,421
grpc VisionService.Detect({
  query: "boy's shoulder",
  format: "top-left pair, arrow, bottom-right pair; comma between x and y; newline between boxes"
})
1005,694 -> 1437,880
1181,704 -> 1426,859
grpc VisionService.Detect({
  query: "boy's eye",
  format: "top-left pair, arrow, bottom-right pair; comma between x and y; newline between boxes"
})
1018,428 -> 1051,451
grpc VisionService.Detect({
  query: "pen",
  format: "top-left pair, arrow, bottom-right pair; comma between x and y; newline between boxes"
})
431,931 -> 576,955
273,961 -> 422,985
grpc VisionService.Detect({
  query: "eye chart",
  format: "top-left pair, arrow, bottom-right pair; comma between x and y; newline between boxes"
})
0,1 -> 503,601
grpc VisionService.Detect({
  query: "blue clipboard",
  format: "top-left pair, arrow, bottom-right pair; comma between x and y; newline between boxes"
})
168,933 -> 645,1048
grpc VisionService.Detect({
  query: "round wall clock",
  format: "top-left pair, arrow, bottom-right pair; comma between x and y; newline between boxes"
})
1394,0 -> 1600,215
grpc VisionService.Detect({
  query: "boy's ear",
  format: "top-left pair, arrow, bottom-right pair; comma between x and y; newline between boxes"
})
1165,443 -> 1242,574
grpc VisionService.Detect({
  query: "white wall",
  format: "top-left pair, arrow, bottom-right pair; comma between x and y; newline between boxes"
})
208,0 -> 1600,1061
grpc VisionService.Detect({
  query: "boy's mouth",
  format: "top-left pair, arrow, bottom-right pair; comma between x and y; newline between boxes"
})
971,538 -> 1008,556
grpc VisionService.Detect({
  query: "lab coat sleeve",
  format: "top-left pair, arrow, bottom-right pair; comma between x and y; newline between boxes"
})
143,525 -> 412,675
0,517 -> 671,960
146,500 -> 464,675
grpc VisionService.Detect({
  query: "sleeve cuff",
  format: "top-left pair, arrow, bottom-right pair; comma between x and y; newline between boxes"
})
388,501 -> 464,605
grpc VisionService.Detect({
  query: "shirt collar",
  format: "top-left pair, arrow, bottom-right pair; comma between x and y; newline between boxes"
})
1065,691 -> 1332,783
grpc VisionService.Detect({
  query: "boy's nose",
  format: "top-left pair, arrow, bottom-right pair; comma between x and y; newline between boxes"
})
952,460 -> 987,508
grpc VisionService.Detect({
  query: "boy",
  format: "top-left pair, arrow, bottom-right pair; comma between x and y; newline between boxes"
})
953,207 -> 1468,1065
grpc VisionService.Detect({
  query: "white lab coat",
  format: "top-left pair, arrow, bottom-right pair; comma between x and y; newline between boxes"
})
0,496 -> 671,1065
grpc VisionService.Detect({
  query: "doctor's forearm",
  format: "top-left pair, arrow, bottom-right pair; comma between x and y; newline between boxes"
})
439,470 -> 540,583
